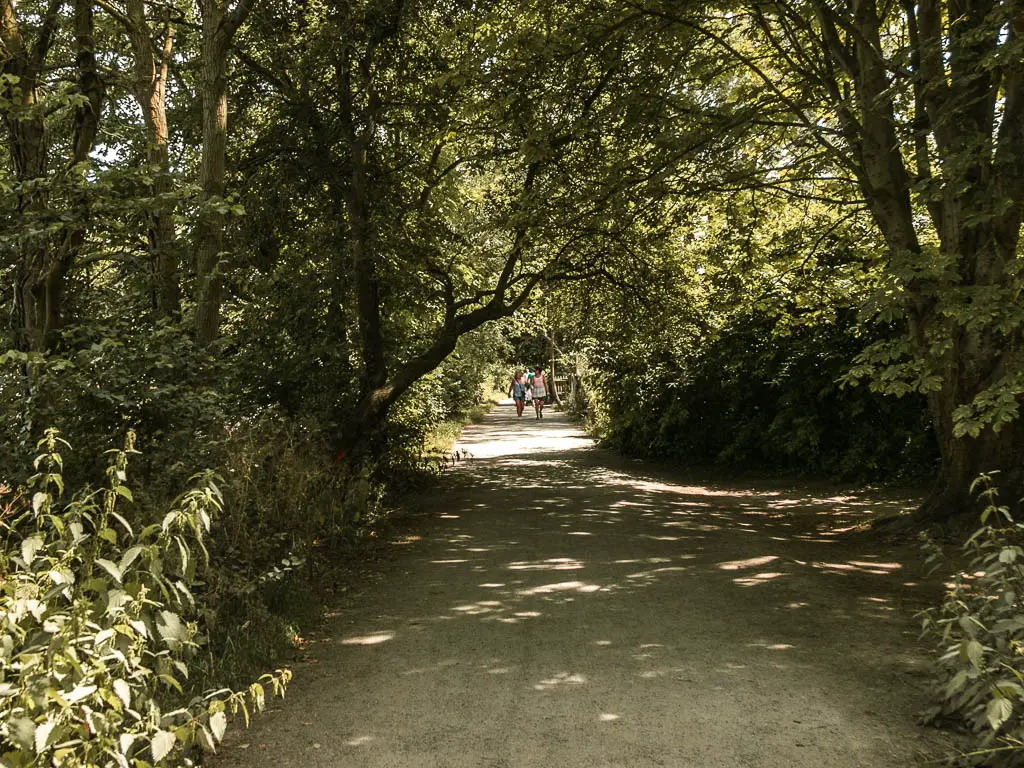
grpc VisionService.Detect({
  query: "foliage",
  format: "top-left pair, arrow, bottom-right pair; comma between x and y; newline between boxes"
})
0,0 -> 1020,754
0,321 -> 227,495
213,415 -> 343,560
0,430 -> 290,767
552,192 -> 937,481
588,313 -> 935,480
705,0 -> 1024,508
920,475 -> 1024,766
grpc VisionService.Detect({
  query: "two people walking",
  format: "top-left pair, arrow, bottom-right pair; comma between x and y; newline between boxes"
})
510,366 -> 549,420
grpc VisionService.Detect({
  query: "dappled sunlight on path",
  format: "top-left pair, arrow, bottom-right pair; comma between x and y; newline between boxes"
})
217,405 -> 952,768
455,402 -> 594,459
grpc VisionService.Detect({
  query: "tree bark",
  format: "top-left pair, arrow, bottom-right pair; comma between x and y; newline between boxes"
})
3,0 -> 56,351
195,0 -> 256,345
336,16 -> 392,396
2,0 -> 103,352
758,0 -> 1024,519
125,1 -> 179,317
195,11 -> 228,345
342,61 -> 387,391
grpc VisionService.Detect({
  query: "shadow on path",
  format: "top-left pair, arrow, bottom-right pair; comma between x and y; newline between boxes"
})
216,406 -> 952,768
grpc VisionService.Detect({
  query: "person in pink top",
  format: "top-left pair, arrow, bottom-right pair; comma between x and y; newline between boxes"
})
531,366 -> 548,419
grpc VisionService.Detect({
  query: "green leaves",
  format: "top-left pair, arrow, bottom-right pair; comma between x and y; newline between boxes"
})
961,639 -> 985,668
34,720 -> 56,754
566,190 -> 936,480
952,373 -> 1024,439
920,475 -> 1024,757
19,535 -> 44,566
987,697 -> 1014,731
151,730 -> 176,762
95,557 -> 123,583
112,678 -> 131,708
0,433 -> 291,767
156,610 -> 188,651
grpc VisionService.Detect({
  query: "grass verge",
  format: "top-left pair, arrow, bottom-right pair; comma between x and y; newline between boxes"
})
424,388 -> 502,457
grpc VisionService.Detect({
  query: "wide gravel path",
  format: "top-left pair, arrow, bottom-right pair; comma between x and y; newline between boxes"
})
216,405 -> 955,767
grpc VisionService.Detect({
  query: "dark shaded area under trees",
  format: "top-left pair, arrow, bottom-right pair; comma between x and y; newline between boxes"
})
550,192 -> 942,483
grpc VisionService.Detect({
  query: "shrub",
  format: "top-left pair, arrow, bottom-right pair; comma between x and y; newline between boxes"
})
0,430 -> 289,768
920,474 -> 1024,766
585,312 -> 937,481
0,322 -> 229,497
214,414 -> 343,564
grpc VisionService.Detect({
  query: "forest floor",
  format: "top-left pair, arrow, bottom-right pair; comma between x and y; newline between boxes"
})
214,405 -> 966,768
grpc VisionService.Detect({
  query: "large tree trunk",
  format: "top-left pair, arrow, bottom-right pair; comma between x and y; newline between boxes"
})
923,405 -> 1017,518
195,19 -> 228,345
337,40 -> 388,396
195,0 -> 255,344
3,0 -> 55,351
791,0 -> 1024,520
347,128 -> 387,391
906,0 -> 1024,515
2,0 -> 102,352
126,1 -> 179,317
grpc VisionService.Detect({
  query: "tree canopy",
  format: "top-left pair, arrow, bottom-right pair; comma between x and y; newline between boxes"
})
3,1 -> 1024,763
2,0 -> 1022,516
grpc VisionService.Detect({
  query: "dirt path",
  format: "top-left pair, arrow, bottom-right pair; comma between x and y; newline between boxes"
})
216,406 -> 957,767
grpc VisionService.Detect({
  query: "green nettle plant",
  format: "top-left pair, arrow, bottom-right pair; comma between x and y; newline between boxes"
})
920,474 -> 1024,766
0,430 -> 290,767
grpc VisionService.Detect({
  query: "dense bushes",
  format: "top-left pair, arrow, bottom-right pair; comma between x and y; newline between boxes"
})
541,189 -> 941,483
0,322 -> 228,497
586,311 -> 937,482
0,313 -> 504,764
0,357 -> 491,662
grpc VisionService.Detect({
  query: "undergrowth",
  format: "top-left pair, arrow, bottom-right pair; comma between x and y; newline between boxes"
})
0,364 -> 500,766
921,473 -> 1024,766
0,430 -> 290,767
423,387 -> 501,458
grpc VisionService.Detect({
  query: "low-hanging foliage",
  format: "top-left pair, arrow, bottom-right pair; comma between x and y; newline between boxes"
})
545,189 -> 940,483
0,430 -> 290,768
920,474 -> 1024,766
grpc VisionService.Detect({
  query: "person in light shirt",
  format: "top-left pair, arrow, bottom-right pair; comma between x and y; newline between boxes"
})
531,366 -> 548,420
509,372 -> 527,417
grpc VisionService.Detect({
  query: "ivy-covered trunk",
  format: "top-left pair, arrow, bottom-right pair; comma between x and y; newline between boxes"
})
854,93 -> 1021,516
920,235 -> 1022,517
2,0 -> 102,353
3,0 -> 53,352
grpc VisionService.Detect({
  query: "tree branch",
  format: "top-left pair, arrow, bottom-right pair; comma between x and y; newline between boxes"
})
223,0 -> 257,40
28,0 -> 62,74
634,4 -> 859,177
95,0 -> 134,32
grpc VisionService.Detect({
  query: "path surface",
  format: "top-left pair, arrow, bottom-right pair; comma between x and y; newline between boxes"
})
217,406 -> 955,767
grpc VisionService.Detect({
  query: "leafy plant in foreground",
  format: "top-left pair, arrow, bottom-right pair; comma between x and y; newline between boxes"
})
0,430 -> 290,767
921,474 -> 1024,766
